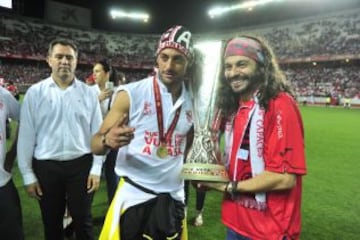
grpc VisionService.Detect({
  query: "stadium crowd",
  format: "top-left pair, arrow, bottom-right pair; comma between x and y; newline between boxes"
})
284,65 -> 360,98
0,7 -> 359,97
0,59 -> 149,88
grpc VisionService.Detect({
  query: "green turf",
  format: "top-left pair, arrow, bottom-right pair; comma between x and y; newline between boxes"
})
300,107 -> 360,240
9,105 -> 360,239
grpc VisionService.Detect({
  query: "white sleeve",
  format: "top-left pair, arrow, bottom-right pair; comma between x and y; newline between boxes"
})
17,89 -> 38,185
2,88 -> 20,120
89,89 -> 105,176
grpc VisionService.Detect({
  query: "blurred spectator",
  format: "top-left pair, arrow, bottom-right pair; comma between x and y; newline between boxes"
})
6,81 -> 19,100
92,58 -> 119,204
85,74 -> 95,86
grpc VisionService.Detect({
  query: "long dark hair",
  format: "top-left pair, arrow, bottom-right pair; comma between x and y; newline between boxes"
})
217,35 -> 295,117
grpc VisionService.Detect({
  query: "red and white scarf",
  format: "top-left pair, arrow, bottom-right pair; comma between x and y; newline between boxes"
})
249,98 -> 266,206
226,97 -> 266,209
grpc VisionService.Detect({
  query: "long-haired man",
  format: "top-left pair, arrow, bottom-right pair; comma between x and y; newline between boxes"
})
202,36 -> 307,240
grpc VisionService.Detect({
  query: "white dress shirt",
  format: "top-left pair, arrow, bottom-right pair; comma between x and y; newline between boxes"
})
17,77 -> 104,185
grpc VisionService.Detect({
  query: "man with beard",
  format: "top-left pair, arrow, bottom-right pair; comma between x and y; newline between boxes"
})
201,36 -> 307,240
17,38 -> 103,240
91,25 -> 195,240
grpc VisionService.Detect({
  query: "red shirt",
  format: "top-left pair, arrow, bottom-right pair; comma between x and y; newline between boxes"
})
222,93 -> 307,240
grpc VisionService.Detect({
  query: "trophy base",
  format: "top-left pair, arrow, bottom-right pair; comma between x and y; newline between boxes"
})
181,163 -> 229,182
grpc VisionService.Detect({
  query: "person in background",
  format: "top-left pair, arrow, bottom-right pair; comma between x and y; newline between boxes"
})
5,81 -> 19,139
201,36 -> 307,240
117,71 -> 127,86
6,81 -> 20,100
184,181 -> 207,227
92,58 -> 121,203
92,25 -> 196,240
17,38 -> 103,240
0,86 -> 23,240
343,96 -> 351,108
325,95 -> 331,107
86,74 -> 96,86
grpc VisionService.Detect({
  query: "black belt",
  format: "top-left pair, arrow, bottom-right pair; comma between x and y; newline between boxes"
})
122,176 -> 158,195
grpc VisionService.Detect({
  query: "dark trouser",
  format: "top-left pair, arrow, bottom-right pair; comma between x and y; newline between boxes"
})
33,154 -> 94,240
184,180 -> 206,211
226,228 -> 251,240
104,149 -> 119,204
120,194 -> 185,240
0,179 -> 24,240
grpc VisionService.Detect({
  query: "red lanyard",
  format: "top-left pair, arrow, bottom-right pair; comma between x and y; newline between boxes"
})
153,76 -> 182,145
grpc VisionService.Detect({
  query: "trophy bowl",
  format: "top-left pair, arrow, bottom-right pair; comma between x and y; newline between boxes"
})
181,41 -> 229,182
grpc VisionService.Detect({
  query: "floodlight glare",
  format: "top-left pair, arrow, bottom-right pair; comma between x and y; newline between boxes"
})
208,0 -> 286,18
110,8 -> 149,22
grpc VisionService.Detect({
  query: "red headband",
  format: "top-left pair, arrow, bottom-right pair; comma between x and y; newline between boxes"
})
224,37 -> 264,64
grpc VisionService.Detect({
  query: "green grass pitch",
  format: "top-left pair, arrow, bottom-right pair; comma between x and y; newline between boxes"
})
8,106 -> 360,239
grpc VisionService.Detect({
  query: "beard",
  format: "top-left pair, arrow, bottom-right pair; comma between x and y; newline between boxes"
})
158,69 -> 185,86
227,70 -> 263,96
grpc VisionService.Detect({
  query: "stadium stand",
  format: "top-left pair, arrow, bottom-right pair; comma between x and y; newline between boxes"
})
0,8 -> 359,105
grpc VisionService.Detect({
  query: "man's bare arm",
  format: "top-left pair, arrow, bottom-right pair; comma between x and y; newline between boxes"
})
91,90 -> 135,155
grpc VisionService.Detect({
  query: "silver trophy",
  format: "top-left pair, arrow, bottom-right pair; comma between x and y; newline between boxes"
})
181,41 -> 229,182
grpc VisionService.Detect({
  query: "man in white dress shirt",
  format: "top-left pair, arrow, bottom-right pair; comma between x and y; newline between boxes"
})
17,38 -> 103,240
0,87 -> 23,240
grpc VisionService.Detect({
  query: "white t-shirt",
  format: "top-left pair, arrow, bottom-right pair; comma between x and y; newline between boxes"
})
115,76 -> 193,202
